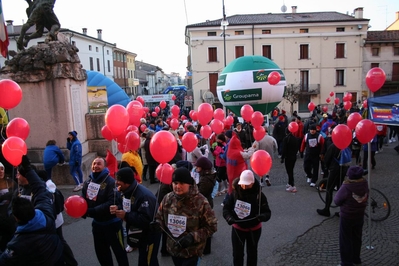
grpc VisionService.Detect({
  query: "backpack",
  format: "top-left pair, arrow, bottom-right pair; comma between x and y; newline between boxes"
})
53,188 -> 65,214
335,147 -> 352,166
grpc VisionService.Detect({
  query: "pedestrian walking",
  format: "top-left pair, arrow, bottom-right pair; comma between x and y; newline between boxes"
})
66,131 -> 83,192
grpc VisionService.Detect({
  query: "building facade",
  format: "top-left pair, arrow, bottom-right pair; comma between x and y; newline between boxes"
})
185,7 -> 370,115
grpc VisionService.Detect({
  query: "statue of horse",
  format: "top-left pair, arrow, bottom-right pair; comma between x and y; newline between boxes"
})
17,0 -> 61,50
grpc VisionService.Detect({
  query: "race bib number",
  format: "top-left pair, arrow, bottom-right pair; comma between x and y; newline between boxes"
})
86,182 -> 101,201
167,214 -> 187,238
234,199 -> 251,219
308,138 -> 317,147
123,197 -> 131,213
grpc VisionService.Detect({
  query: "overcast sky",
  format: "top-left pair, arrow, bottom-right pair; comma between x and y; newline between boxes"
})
2,0 -> 398,76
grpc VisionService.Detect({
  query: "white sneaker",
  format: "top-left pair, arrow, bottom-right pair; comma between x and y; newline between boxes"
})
286,186 -> 297,193
389,139 -> 393,143
310,183 -> 316,187
125,245 -> 135,253
286,184 -> 291,188
73,184 -> 82,192
393,138 -> 397,142
307,178 -> 311,183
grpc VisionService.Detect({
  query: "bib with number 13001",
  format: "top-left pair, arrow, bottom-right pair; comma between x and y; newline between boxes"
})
167,214 -> 187,237
86,182 -> 101,201
234,200 -> 251,219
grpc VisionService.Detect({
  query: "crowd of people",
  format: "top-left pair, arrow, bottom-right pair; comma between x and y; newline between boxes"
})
0,103 -> 398,266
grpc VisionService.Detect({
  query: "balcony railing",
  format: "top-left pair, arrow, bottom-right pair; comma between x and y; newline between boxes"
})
289,83 -> 320,95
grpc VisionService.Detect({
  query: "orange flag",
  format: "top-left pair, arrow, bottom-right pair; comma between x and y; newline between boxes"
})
105,149 -> 118,178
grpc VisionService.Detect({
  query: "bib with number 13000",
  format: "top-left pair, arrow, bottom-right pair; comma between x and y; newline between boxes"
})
86,182 -> 101,201
234,200 -> 251,219
167,214 -> 187,237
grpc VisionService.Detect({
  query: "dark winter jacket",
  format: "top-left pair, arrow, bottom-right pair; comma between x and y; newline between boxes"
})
334,178 -> 369,219
82,168 -> 122,223
281,133 -> 299,160
0,170 -> 63,265
43,144 -> 65,169
197,169 -> 217,208
223,178 -> 271,230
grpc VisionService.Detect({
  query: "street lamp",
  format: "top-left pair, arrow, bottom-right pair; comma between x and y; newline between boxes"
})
221,0 -> 229,67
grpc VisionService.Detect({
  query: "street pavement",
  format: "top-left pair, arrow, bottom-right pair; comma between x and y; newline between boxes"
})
59,141 -> 399,266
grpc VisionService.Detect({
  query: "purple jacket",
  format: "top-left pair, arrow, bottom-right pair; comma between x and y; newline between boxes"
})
334,178 -> 369,219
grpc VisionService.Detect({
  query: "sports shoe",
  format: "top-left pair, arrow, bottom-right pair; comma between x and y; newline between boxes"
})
265,178 -> 271,187
393,138 -> 397,142
389,139 -> 393,143
286,184 -> 291,188
73,184 -> 83,192
307,178 -> 311,183
260,181 -> 265,187
317,208 -> 330,217
125,245 -> 136,253
286,186 -> 297,193
309,183 -> 316,187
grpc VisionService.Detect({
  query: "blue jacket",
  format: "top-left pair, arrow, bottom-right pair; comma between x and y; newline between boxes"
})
43,145 -> 65,168
67,138 -> 82,166
0,170 -> 63,265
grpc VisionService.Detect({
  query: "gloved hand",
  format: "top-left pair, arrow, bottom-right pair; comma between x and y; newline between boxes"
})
18,155 -> 32,177
148,221 -> 162,233
226,216 -> 236,225
74,161 -> 79,166
85,208 -> 95,218
174,233 -> 194,249
66,138 -> 70,143
256,213 -> 269,222
280,158 -> 284,164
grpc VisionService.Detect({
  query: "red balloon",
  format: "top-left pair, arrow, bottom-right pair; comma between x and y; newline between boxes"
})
210,119 -> 224,134
136,96 -> 145,106
171,105 -> 180,117
184,122 -> 192,130
151,112 -> 158,118
250,150 -> 272,176
160,100 -> 167,109
241,104 -> 254,122
200,125 -> 212,139
2,136 -> 27,166
170,118 -> 179,130
331,124 -> 352,149
197,103 -> 213,125
105,104 -> 129,136
343,101 -> 352,111
345,93 -> 352,101
101,125 -> 113,141
329,91 -> 334,97
189,110 -> 198,121
326,98 -> 331,104
355,119 -> 377,144
155,163 -> 174,185
251,111 -> 264,128
172,95 -> 176,100
347,112 -> 362,130
126,125 -> 139,134
181,132 -> 198,152
288,122 -> 298,133
308,102 -> 315,112
154,106 -> 160,114
150,131 -> 177,163
6,117 -> 30,140
343,95 -> 349,102
143,106 -> 149,114
0,79 -> 23,110
362,100 -> 368,108
126,100 -> 143,127
253,126 -> 265,141
117,142 -> 128,153
322,106 -> 328,113
225,115 -> 234,126
334,98 -> 340,105
213,108 -> 225,121
139,123 -> 147,133
268,71 -> 281,85
366,67 -> 386,92
181,115 -> 187,121
125,131 -> 140,151
64,195 -> 88,218
115,130 -> 128,144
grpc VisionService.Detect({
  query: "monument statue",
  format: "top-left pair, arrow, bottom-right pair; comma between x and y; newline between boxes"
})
17,0 -> 60,50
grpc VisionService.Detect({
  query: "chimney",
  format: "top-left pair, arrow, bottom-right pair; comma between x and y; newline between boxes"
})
396,11 -> 399,20
292,6 -> 297,14
6,20 -> 14,34
97,29 -> 102,40
82,28 -> 87,35
354,7 -> 363,19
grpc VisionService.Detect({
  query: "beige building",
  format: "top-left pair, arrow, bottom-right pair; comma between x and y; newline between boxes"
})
185,7 -> 370,116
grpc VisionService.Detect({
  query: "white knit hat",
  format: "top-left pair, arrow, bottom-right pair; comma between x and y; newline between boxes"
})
238,170 -> 254,185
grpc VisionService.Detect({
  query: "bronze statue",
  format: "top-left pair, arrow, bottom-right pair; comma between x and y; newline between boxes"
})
17,0 -> 61,50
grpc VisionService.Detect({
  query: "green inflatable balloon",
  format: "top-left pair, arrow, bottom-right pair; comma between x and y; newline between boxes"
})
216,55 -> 286,116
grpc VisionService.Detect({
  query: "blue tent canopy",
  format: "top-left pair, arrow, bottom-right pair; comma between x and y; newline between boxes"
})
367,93 -> 399,126
86,70 -> 130,107
162,85 -> 187,94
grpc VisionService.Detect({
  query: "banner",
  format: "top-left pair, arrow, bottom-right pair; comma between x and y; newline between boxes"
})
367,93 -> 399,126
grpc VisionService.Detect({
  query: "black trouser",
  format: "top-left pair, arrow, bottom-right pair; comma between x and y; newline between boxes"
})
377,135 -> 385,149
138,232 -> 161,266
303,154 -> 320,183
323,166 -> 348,210
232,227 -> 262,266
339,217 -> 364,266
92,220 -> 129,266
56,225 -> 78,266
284,158 -> 296,186
148,164 -> 157,182
362,151 -> 376,169
171,256 -> 199,266
142,164 -> 148,180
